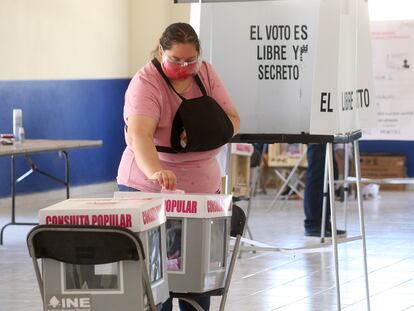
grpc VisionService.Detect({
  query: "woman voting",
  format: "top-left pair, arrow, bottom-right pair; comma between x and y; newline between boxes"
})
117,23 -> 240,311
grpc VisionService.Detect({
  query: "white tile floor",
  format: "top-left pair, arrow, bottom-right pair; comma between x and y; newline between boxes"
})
1,186 -> 414,311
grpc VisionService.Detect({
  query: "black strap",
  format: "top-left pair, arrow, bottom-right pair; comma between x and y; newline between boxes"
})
193,74 -> 207,96
155,145 -> 177,153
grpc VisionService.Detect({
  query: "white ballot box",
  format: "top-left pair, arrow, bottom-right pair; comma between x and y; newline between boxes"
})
38,198 -> 169,310
115,192 -> 233,294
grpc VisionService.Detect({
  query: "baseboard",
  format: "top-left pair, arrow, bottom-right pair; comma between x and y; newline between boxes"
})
406,183 -> 414,191
0,181 -> 118,211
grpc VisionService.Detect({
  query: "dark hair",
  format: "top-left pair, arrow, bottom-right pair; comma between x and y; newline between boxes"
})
159,22 -> 200,54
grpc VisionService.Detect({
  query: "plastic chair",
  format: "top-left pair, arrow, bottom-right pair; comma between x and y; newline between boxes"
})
27,224 -> 157,311
170,204 -> 246,311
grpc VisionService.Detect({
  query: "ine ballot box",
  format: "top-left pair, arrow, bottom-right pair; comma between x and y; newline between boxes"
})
38,198 -> 169,310
115,192 -> 233,294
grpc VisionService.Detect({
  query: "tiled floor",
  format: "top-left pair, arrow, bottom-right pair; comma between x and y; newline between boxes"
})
1,186 -> 414,311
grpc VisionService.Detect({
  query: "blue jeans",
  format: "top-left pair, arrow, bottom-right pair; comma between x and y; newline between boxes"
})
117,184 -> 211,311
303,144 -> 338,230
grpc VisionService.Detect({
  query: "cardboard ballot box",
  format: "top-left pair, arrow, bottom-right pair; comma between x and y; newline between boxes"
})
115,192 -> 233,294
38,198 -> 169,310
360,154 -> 407,190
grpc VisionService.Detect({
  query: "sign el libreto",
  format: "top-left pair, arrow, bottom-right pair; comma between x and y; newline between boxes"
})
192,0 -> 376,135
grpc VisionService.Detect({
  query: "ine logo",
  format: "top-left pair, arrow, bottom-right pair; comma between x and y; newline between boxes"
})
48,296 -> 60,308
47,295 -> 91,311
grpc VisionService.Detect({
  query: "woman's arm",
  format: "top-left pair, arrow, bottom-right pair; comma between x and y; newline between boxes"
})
127,115 -> 177,190
226,106 -> 241,135
203,62 -> 241,135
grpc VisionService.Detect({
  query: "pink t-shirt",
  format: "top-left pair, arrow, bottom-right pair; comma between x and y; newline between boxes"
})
117,60 -> 236,194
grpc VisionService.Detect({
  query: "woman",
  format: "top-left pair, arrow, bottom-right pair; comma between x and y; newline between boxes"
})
117,22 -> 240,311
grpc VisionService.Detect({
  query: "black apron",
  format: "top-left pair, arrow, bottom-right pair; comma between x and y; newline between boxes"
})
152,58 -> 234,153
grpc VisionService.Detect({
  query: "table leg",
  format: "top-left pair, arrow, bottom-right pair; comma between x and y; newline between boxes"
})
11,155 -> 16,223
1,155 -> 38,244
0,150 -> 71,245
62,150 -> 70,199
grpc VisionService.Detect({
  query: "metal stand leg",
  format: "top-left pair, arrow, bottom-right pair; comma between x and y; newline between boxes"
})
244,200 -> 254,240
220,234 -> 242,311
327,143 -> 342,311
238,199 -> 254,259
320,148 -> 329,243
225,144 -> 232,195
320,141 -> 370,311
250,165 -> 260,198
244,166 -> 257,241
238,164 -> 259,259
343,144 -> 350,230
353,140 -> 371,311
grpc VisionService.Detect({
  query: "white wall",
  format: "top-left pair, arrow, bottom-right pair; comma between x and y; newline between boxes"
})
128,1 -> 190,75
0,0 -> 190,80
369,0 -> 414,21
0,0 -> 130,80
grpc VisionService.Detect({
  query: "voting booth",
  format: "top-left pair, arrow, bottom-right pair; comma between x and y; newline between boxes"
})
189,0 -> 376,136
115,192 -> 233,294
35,198 -> 169,310
181,1 -> 376,309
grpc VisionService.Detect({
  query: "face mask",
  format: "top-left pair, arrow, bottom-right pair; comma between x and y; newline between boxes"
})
162,61 -> 199,80
161,49 -> 200,80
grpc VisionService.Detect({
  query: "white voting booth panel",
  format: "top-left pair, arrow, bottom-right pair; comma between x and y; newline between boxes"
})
114,192 -> 233,294
187,1 -> 375,310
38,198 -> 169,310
191,0 -> 376,135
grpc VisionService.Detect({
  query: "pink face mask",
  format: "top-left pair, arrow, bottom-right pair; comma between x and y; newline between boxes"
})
162,61 -> 198,80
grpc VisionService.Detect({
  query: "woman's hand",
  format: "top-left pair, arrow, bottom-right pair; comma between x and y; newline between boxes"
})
150,169 -> 177,190
180,130 -> 187,148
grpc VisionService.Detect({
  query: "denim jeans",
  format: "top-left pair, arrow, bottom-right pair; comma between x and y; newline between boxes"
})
117,184 -> 211,311
303,144 -> 338,230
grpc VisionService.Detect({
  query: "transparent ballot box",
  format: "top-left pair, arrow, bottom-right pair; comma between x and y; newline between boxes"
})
115,192 -> 233,294
38,198 -> 169,310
